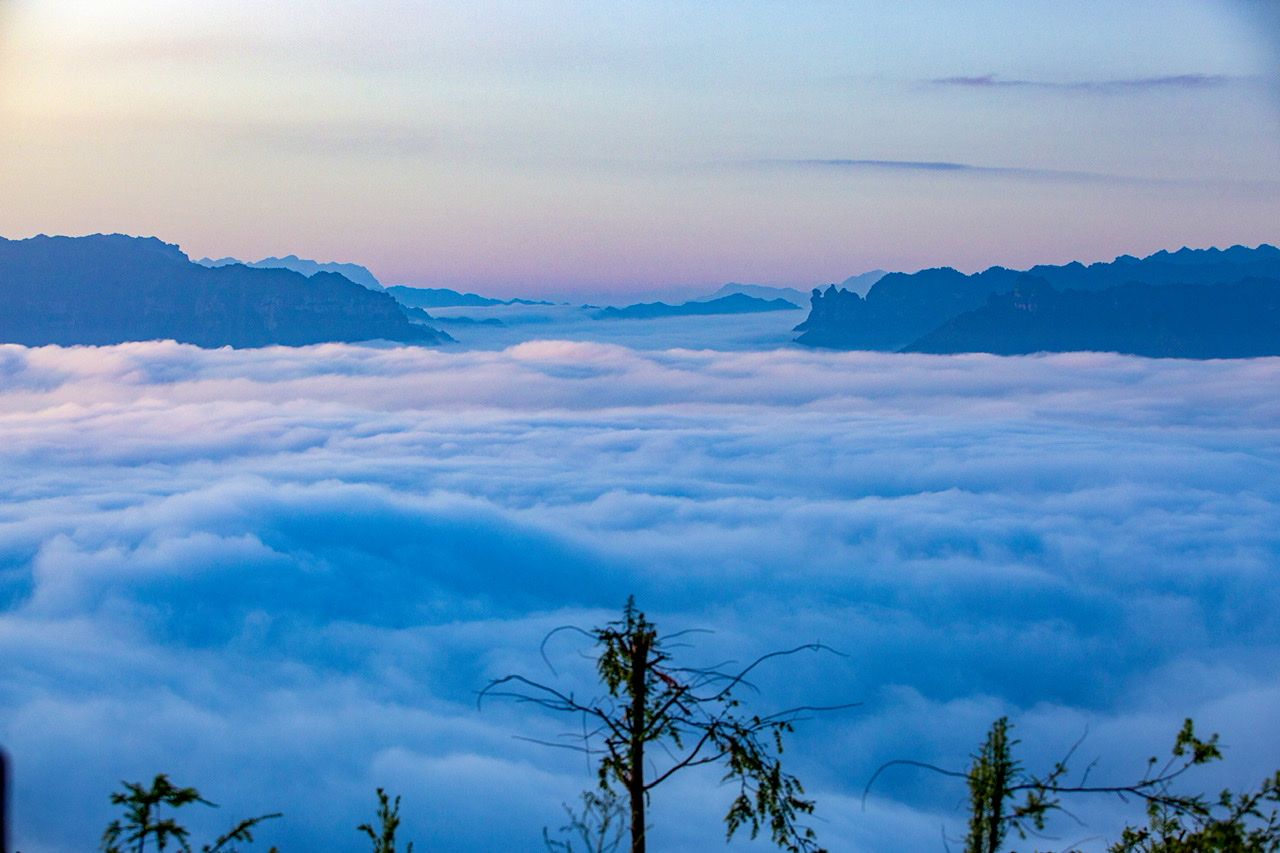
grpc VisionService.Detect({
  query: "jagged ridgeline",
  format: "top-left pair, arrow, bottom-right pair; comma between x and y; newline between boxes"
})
0,234 -> 451,348
796,244 -> 1280,358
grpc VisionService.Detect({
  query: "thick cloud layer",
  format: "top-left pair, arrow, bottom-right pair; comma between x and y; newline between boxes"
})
1,341 -> 1278,852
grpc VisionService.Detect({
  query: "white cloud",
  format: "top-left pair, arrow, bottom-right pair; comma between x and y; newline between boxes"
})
1,341 -> 1278,851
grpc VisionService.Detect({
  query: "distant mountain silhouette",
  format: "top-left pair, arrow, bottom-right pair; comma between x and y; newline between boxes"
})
387,286 -> 552,308
796,267 -> 1022,349
708,283 -> 808,306
708,274 -> 886,305
837,269 -> 888,296
0,234 -> 450,347
431,314 -> 505,327
905,276 -> 1280,358
796,244 -> 1280,352
593,293 -> 802,320
197,254 -> 385,291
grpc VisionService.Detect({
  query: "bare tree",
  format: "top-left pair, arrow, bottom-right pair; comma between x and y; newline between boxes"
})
481,596 -> 853,853
543,789 -> 626,853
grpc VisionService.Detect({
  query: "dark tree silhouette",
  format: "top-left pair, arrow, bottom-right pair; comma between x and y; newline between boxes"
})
866,717 -> 1280,853
100,774 -> 279,853
480,596 -> 853,853
1,747 -> 9,853
358,788 -> 414,853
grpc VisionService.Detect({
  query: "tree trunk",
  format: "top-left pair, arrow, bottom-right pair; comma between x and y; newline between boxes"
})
628,632 -> 651,853
0,747 -> 8,853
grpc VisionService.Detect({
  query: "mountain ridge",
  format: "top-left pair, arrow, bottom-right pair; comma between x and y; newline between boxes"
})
593,292 -> 802,320
905,275 -> 1280,358
196,254 -> 386,291
796,243 -> 1280,353
0,234 -> 449,348
387,285 -> 553,308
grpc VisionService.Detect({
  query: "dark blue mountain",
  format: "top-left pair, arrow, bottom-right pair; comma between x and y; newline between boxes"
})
0,234 -> 450,347
387,285 -> 552,308
593,293 -> 801,320
197,254 -> 385,291
905,276 -> 1280,358
795,244 -> 1280,351
796,266 -> 1022,349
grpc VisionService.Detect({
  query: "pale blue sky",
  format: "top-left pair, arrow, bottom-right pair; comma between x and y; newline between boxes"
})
0,0 -> 1277,296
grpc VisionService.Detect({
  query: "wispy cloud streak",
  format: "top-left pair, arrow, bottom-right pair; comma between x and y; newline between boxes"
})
754,157 -> 1114,182
929,73 -> 1245,93
735,157 -> 1280,190
735,157 -> 1161,186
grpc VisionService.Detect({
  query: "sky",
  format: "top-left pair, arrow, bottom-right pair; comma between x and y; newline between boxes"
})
0,0 -> 1278,297
2,340 -> 1279,851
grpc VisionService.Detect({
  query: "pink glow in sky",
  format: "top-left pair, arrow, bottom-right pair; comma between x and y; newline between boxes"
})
0,0 -> 1277,297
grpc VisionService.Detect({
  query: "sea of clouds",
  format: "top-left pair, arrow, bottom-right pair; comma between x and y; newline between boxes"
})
426,301 -> 806,351
2,340 -> 1279,852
